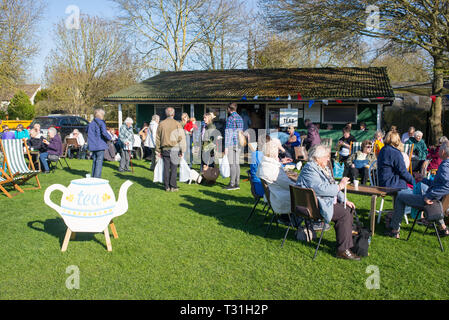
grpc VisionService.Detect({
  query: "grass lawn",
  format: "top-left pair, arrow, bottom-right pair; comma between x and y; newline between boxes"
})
0,158 -> 448,300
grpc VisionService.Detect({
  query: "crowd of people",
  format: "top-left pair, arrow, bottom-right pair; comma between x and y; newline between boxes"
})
1,109 -> 449,261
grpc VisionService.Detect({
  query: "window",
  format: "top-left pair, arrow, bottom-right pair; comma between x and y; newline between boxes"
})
155,105 -> 183,121
322,105 -> 357,124
78,118 -> 89,126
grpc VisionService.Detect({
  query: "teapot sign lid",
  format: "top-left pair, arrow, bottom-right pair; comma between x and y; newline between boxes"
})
70,177 -> 109,186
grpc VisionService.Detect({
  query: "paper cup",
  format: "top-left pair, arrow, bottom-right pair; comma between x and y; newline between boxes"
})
353,180 -> 359,189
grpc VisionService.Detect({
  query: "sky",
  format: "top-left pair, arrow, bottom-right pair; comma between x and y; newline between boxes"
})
29,0 -> 259,85
29,0 -> 118,84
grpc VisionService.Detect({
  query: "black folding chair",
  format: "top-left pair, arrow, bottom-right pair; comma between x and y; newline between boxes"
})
245,170 -> 267,224
406,195 -> 449,252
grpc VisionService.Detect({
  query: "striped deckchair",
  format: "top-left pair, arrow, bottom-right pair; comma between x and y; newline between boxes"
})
349,141 -> 362,155
1,139 -> 41,190
0,167 -> 24,198
403,143 -> 414,174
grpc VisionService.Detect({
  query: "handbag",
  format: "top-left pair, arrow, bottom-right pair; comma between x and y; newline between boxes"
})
353,159 -> 369,169
48,154 -> 59,162
423,201 -> 444,222
333,161 -> 344,179
202,166 -> 219,183
238,130 -> 247,147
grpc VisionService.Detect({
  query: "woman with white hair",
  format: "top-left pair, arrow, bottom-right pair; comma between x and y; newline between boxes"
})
118,117 -> 135,172
257,135 -> 296,217
296,144 -> 360,260
39,127 -> 63,173
405,130 -> 428,172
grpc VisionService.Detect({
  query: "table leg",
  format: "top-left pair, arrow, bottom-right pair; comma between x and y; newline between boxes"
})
370,195 -> 377,236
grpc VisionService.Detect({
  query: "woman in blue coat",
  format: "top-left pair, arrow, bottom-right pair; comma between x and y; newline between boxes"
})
377,131 -> 414,189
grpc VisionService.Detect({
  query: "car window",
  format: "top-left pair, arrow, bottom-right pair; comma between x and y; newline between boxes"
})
31,117 -> 59,128
59,118 -> 72,126
78,118 -> 89,126
69,117 -> 79,126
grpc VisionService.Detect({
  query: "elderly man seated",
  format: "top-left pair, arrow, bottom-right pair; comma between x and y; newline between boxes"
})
385,140 -> 449,238
296,144 -> 360,260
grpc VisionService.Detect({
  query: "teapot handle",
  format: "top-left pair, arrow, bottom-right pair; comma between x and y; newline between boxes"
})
44,184 -> 69,214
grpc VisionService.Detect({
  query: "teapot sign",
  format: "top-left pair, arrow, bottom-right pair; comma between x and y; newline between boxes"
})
280,108 -> 298,127
44,177 -> 133,251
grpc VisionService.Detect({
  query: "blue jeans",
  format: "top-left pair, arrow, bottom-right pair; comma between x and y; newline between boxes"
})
39,152 -> 50,172
91,150 -> 105,178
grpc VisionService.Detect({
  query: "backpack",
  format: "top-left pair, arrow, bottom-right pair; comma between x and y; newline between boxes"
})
351,212 -> 371,257
202,167 -> 220,183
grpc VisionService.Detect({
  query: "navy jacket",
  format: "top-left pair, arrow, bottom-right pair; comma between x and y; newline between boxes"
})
422,159 -> 449,200
377,144 -> 414,189
87,118 -> 111,152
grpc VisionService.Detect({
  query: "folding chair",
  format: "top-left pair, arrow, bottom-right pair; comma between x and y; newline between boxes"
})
1,139 -> 41,190
289,185 -> 328,260
406,195 -> 449,252
0,166 -> 24,198
259,178 -> 279,237
65,137 -> 80,159
349,141 -> 362,155
245,170 -> 267,224
403,143 -> 414,174
369,160 -> 409,224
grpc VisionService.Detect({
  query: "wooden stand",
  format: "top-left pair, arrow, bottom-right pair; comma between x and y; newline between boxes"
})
61,221 -> 118,252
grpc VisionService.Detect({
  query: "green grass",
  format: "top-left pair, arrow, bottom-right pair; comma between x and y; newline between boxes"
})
0,159 -> 448,300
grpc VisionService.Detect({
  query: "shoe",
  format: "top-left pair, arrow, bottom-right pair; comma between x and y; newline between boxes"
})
312,222 -> 331,231
384,228 -> 400,239
431,228 -> 449,237
126,169 -> 132,172
170,188 -> 179,192
336,249 -> 361,261
223,184 -> 236,190
165,188 -> 171,192
42,171 -> 50,174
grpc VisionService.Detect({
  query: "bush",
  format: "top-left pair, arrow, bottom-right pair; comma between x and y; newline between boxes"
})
7,90 -> 35,120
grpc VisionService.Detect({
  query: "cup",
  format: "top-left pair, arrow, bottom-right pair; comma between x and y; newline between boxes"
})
353,180 -> 359,189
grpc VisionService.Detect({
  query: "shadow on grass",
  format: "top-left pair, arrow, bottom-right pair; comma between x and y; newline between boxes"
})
27,219 -> 108,250
179,194 -> 337,256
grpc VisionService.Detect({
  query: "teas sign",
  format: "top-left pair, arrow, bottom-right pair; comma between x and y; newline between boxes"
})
280,109 -> 298,127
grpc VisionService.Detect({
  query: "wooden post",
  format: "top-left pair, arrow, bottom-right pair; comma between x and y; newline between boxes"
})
118,104 -> 123,129
109,220 -> 118,239
104,227 -> 112,252
61,228 -> 72,252
370,195 -> 377,236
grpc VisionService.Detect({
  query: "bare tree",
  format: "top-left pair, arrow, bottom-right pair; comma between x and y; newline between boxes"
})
262,0 -> 449,144
44,15 -> 141,115
192,0 -> 247,70
112,0 -> 215,72
0,0 -> 45,97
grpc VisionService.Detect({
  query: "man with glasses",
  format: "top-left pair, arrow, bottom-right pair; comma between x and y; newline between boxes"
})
346,140 -> 377,185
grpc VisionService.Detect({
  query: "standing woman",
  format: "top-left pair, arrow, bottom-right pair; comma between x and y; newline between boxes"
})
148,114 -> 160,171
201,112 -> 219,171
181,113 -> 191,165
87,108 -> 112,178
118,117 -> 135,172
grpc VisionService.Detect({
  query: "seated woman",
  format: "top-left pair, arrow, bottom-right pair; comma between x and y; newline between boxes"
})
257,135 -> 295,216
27,128 -> 47,166
377,131 -> 414,189
14,124 -> 30,140
338,127 -> 356,163
421,136 -> 448,175
1,125 -> 15,140
296,144 -> 360,260
405,130 -> 428,172
372,130 -> 384,157
67,129 -> 87,159
39,127 -> 62,173
285,126 -> 301,158
346,140 -> 376,185
385,140 -> 449,238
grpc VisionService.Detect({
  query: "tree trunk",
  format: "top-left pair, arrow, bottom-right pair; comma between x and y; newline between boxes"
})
429,55 -> 444,145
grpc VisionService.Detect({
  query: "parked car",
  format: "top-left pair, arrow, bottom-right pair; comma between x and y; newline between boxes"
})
29,115 -> 89,142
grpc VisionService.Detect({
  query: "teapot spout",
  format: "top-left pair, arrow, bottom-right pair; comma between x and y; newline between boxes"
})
114,180 -> 133,218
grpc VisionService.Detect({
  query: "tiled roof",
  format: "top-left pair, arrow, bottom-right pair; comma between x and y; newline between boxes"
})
105,67 -> 394,102
0,84 -> 41,102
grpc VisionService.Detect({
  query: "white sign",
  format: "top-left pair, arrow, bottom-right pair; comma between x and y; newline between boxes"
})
280,109 -> 298,127
44,178 -> 133,233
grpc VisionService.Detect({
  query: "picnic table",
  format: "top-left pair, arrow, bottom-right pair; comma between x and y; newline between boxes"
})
346,185 -> 401,236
